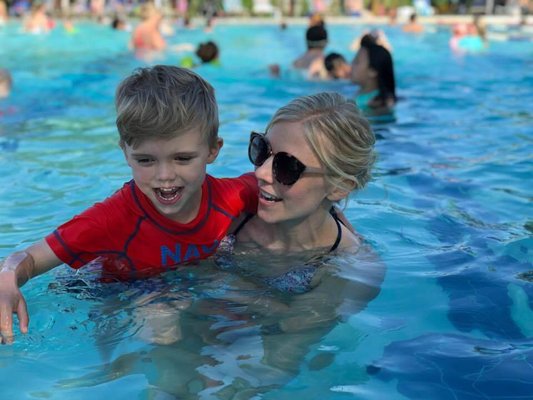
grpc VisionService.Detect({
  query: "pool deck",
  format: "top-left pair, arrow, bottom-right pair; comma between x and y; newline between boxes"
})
201,14 -> 528,27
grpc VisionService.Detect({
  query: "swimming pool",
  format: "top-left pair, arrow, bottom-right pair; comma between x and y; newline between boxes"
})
1,19 -> 532,399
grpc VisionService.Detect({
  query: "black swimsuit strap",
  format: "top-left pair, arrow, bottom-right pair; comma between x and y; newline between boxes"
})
328,207 -> 345,253
233,208 -> 344,252
232,213 -> 255,235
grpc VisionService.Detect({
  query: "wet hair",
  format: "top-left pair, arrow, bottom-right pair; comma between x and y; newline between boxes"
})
115,65 -> 219,148
196,41 -> 219,63
324,52 -> 347,78
266,92 -> 375,193
111,17 -> 124,30
306,25 -> 328,49
361,43 -> 396,107
359,32 -> 379,48
324,53 -> 344,72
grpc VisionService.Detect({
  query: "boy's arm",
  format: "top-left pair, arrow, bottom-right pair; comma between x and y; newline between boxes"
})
0,240 -> 61,343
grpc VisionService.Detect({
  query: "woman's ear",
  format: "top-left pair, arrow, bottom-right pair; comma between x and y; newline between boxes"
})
326,179 -> 357,202
207,137 -> 224,164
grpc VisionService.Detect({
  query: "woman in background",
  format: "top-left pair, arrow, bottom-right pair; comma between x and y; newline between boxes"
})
351,35 -> 397,115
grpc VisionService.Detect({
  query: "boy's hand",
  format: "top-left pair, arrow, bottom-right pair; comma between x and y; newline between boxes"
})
0,271 -> 29,344
0,243 -> 61,343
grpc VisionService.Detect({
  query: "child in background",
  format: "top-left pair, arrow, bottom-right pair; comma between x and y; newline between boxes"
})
180,41 -> 220,69
0,65 -> 258,343
324,52 -> 351,79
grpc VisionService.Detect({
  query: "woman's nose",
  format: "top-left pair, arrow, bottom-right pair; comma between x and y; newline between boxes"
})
254,155 -> 274,184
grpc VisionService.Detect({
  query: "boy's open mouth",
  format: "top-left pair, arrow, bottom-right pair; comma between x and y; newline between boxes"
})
154,187 -> 183,204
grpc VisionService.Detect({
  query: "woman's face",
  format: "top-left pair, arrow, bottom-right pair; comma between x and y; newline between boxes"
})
351,47 -> 372,85
253,121 -> 332,225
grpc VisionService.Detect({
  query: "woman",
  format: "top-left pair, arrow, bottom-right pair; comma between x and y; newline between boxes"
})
213,91 -> 384,378
351,36 -> 397,114
216,91 -> 382,302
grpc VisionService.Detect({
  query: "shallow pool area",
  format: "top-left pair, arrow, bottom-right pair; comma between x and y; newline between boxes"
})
1,19 -> 532,399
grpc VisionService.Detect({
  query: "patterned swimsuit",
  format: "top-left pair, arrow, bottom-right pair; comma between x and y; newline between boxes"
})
215,207 -> 345,294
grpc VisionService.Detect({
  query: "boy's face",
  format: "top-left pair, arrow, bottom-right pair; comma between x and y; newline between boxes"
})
123,129 -> 222,223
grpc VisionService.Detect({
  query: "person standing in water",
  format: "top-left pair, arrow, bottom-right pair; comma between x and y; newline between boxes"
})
351,35 -> 397,115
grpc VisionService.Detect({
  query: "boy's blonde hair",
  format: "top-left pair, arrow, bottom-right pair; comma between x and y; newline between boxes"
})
266,92 -> 375,193
115,65 -> 219,148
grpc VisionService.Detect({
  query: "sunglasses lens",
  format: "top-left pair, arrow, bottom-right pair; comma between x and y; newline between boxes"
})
248,135 -> 269,166
273,153 -> 306,186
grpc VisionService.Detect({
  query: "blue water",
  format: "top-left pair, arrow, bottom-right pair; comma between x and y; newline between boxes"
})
1,20 -> 532,399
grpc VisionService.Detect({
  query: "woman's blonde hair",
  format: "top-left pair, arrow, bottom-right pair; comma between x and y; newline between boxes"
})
266,92 -> 376,193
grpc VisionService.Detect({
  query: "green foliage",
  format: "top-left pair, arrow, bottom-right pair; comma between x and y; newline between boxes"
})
242,0 -> 253,14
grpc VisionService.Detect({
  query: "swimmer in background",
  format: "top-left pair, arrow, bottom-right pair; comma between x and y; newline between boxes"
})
307,52 -> 351,80
449,20 -> 487,54
179,41 -> 220,69
402,12 -> 424,34
293,25 -> 328,70
111,15 -> 130,31
130,3 -> 194,58
0,68 -> 16,118
0,68 -> 12,99
63,17 -> 77,34
23,1 -> 54,34
351,35 -> 397,115
270,25 -> 329,79
0,0 -> 8,26
324,52 -> 352,79
130,3 -> 166,51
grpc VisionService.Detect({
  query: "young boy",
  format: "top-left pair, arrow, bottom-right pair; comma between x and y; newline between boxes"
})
0,65 -> 258,343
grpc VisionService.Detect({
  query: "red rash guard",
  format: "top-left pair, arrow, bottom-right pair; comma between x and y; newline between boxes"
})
45,174 -> 258,281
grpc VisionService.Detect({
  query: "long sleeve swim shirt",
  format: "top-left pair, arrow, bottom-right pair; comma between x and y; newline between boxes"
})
45,174 -> 258,281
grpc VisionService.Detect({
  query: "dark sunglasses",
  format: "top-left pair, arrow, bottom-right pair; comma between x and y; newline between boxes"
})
248,131 -> 323,186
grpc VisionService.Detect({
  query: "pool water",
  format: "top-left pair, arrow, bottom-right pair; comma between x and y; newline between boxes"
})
1,20 -> 532,399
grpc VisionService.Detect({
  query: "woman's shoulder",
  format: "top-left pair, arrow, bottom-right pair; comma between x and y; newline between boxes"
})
338,225 -> 363,253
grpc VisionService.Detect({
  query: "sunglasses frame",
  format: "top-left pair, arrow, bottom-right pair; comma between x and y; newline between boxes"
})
248,131 -> 324,186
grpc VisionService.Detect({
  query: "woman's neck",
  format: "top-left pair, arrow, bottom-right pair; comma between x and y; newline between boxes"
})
249,205 -> 338,253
